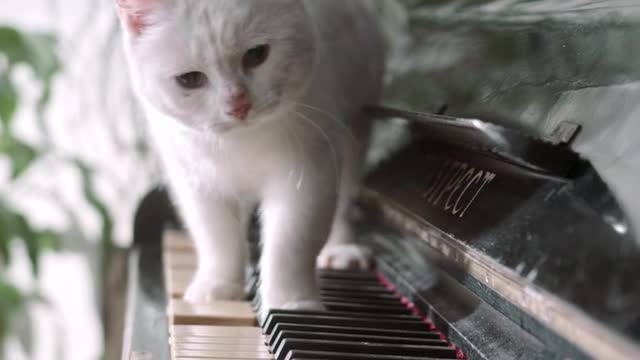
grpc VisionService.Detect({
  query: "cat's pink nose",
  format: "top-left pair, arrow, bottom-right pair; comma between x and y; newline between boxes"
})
225,92 -> 252,121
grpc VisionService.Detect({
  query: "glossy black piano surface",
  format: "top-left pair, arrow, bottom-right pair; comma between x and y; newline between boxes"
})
125,104 -> 640,359
374,0 -> 640,242
360,106 -> 640,359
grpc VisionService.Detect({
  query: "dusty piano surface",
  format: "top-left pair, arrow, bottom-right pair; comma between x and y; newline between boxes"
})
123,108 -> 640,360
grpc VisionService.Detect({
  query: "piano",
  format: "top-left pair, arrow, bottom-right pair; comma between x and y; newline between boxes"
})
122,2 -> 640,358
122,105 -> 640,359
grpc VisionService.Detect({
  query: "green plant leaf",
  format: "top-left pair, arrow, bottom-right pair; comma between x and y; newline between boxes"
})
0,25 -> 60,353
0,137 -> 38,179
0,278 -> 24,347
0,71 -> 17,130
73,160 -> 114,280
0,26 -> 60,138
0,27 -> 28,66
0,209 -> 10,266
0,27 -> 59,82
0,199 -> 59,275
13,301 -> 33,357
35,84 -> 52,137
22,33 -> 59,83
11,141 -> 37,179
12,214 -> 39,275
37,230 -> 60,252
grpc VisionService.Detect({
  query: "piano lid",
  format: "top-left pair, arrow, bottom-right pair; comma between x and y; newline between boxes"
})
366,105 -> 582,176
363,105 -> 640,353
374,0 -> 640,255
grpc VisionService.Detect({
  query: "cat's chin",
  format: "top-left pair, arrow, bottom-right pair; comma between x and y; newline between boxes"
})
205,113 -> 264,134
206,114 -> 274,135
206,121 -> 252,134
208,123 -> 238,134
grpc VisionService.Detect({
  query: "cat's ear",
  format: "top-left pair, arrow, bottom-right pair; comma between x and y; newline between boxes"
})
115,0 -> 162,36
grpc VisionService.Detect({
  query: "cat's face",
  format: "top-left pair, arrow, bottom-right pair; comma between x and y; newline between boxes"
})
117,0 -> 315,133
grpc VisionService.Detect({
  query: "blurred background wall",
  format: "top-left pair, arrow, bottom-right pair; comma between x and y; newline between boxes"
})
0,1 -> 156,359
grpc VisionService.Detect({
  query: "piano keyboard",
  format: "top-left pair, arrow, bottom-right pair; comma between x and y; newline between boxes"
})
162,230 -> 465,360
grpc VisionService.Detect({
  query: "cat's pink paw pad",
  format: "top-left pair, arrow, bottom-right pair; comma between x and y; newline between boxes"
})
317,244 -> 373,270
183,280 -> 245,303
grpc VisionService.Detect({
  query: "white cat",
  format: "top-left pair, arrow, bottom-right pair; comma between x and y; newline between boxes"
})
115,0 -> 385,314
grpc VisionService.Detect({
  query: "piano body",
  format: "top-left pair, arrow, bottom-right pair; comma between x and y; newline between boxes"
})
123,106 -> 640,360
122,2 -> 640,359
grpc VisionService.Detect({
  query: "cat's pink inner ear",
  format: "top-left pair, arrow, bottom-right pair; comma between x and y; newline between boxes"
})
115,0 -> 160,36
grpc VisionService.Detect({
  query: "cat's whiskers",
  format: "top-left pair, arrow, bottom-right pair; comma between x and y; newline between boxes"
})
293,110 -> 341,195
293,102 -> 359,144
285,127 -> 307,190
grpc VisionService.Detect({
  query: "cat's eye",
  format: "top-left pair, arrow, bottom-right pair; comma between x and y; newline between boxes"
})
243,44 -> 270,70
175,71 -> 208,90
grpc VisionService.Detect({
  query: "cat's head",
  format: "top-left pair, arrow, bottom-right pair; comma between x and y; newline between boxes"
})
116,0 -> 315,133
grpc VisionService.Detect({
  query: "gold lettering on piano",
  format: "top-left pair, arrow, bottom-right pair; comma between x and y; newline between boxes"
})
422,159 -> 496,218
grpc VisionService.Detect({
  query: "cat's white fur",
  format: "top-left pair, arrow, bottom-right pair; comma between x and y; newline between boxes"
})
116,0 -> 384,314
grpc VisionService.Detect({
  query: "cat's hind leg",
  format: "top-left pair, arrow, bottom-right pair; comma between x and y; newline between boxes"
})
317,126 -> 373,270
316,198 -> 373,270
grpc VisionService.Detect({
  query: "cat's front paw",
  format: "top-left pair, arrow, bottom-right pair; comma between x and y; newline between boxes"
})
317,243 -> 373,270
183,279 -> 245,303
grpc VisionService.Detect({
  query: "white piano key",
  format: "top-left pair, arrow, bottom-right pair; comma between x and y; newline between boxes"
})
171,325 -> 265,338
169,299 -> 256,326
163,230 -> 195,252
173,349 -> 273,359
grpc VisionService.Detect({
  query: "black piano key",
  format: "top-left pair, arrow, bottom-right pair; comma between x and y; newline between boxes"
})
255,298 -> 410,318
285,350 -> 453,360
324,302 -> 413,315
271,330 -> 448,352
263,309 -> 419,326
318,273 -> 380,280
320,290 -> 399,300
321,284 -> 394,293
268,323 -> 441,347
318,270 -> 379,281
320,285 -> 390,293
274,338 -> 458,360
263,313 -> 429,335
318,278 -> 383,285
261,309 -> 421,329
255,271 -> 462,359
255,303 -> 411,318
320,296 -> 405,307
318,278 -> 386,286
